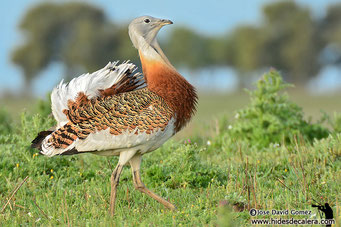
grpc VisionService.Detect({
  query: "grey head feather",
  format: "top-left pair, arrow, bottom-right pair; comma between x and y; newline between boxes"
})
128,15 -> 172,50
128,16 -> 174,68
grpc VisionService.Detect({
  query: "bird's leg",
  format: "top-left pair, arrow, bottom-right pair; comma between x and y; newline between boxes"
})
129,154 -> 176,210
109,150 -> 137,216
110,163 -> 123,216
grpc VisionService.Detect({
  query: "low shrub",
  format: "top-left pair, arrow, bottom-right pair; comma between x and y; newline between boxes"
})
225,70 -> 329,148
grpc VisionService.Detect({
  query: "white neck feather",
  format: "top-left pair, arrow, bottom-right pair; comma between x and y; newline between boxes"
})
132,31 -> 175,70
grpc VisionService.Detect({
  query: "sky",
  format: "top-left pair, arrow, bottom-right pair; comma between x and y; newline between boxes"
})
1,0 -> 340,96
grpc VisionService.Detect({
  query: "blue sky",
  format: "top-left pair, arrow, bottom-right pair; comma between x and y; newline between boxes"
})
0,0 -> 340,96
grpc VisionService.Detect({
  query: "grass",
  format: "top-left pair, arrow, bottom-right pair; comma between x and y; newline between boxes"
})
0,114 -> 340,226
0,73 -> 340,226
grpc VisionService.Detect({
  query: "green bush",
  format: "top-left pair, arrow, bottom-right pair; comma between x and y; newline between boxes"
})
226,70 -> 329,148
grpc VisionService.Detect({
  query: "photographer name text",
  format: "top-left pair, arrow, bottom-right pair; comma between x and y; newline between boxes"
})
249,208 -> 311,216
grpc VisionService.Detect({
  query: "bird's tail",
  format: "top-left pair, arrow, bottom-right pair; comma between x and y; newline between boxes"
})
31,123 -> 80,156
31,130 -> 53,150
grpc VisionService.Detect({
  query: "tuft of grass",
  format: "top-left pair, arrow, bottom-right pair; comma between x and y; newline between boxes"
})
0,108 -> 13,135
35,92 -> 52,118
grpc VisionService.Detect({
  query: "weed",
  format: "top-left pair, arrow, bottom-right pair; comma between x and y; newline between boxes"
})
226,70 -> 329,148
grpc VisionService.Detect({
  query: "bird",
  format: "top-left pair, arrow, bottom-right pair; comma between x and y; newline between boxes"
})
31,15 -> 197,216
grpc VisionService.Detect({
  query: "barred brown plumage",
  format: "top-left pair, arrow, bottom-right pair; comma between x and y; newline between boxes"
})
48,87 -> 173,149
31,16 -> 197,216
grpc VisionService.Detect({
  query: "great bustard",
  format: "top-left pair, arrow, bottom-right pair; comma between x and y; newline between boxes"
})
32,16 -> 197,216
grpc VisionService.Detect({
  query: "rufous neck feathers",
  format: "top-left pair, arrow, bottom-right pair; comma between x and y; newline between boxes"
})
139,47 -> 197,132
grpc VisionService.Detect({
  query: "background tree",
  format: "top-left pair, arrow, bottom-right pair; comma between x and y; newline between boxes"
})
227,25 -> 266,86
206,36 -> 234,67
11,2 -> 122,92
165,27 -> 211,69
261,1 -> 321,83
320,3 -> 341,66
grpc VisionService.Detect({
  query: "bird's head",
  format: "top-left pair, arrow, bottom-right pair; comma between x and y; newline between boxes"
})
128,16 -> 173,50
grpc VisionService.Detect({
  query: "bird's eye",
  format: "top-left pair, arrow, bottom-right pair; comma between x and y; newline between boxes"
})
144,18 -> 150,23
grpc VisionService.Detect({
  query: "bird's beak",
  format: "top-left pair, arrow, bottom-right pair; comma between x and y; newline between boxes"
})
159,19 -> 173,26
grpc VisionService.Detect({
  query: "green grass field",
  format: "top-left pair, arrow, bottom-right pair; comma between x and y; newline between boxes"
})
0,74 -> 340,226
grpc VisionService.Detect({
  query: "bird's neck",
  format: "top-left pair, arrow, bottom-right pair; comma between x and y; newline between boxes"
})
139,46 -> 197,132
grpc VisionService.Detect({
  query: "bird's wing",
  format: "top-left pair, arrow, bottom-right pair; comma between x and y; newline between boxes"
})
51,61 -> 145,128
40,88 -> 175,157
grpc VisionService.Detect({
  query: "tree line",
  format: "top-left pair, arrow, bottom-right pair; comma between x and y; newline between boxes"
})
11,1 -> 341,92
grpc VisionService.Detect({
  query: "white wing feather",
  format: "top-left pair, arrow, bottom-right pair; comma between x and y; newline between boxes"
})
51,61 -> 140,128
